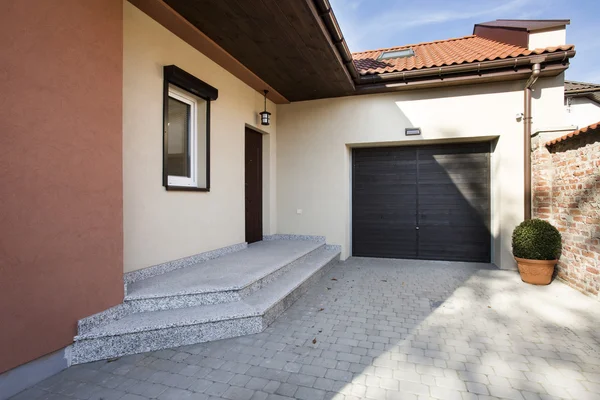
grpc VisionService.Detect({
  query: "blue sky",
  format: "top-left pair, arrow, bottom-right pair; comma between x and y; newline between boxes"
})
330,0 -> 600,83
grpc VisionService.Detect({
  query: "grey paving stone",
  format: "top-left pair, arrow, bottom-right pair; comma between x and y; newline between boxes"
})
26,259 -> 600,400
325,368 -> 352,382
430,386 -> 463,400
250,392 -> 269,400
466,381 -> 489,395
265,394 -> 293,400
121,394 -> 150,400
204,381 -> 230,396
488,385 -> 525,400
399,380 -> 430,396
275,383 -> 298,397
125,381 -> 168,398
206,369 -> 235,383
230,374 -> 253,387
165,375 -> 196,390
88,387 -> 128,400
366,386 -> 387,399
313,377 -> 335,391
158,387 -> 209,399
287,373 -> 317,388
295,386 -> 326,400
300,364 -> 327,377
188,378 -> 213,393
245,377 -> 270,391
222,386 -> 256,400
263,381 -> 280,393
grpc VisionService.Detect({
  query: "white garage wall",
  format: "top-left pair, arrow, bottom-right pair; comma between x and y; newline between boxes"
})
123,2 -> 277,272
276,75 -> 565,270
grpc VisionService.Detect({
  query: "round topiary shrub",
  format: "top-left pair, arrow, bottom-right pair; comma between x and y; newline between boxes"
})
512,219 -> 561,260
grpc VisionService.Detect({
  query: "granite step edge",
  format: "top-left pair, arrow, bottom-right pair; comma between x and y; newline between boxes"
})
77,247 -> 338,339
75,302 -> 261,340
122,243 -> 327,311
77,303 -> 133,336
123,242 -> 325,301
261,250 -> 340,327
78,241 -> 326,334
78,248 -> 338,339
73,252 -> 339,364
249,248 -> 341,314
71,316 -> 263,365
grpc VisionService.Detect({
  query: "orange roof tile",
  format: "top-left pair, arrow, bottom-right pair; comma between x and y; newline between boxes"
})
546,121 -> 600,146
352,35 -> 574,76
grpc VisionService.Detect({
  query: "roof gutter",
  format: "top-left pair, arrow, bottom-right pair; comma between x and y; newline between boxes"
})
523,61 -> 542,220
357,50 -> 574,85
312,0 -> 360,82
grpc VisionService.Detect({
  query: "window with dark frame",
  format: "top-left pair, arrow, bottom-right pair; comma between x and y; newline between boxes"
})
163,65 -> 218,191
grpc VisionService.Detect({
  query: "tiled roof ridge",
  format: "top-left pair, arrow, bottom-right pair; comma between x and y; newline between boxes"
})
351,35 -> 479,55
546,121 -> 600,146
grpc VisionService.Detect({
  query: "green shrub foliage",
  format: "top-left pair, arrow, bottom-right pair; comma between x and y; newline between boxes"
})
512,219 -> 561,260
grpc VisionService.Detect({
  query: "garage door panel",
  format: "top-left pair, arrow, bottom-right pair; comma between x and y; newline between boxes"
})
419,213 -> 488,225
419,228 -> 490,262
416,143 -> 490,262
352,142 -> 490,262
353,147 -> 418,258
354,231 -> 417,258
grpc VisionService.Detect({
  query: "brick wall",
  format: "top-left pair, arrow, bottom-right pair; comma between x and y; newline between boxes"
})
532,131 -> 600,299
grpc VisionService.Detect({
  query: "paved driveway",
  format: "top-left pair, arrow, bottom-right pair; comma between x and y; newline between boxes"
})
18,258 -> 600,400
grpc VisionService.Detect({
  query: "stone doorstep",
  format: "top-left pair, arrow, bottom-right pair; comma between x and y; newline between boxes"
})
71,247 -> 340,364
78,239 -> 326,335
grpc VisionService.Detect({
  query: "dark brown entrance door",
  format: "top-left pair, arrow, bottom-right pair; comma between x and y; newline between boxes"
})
245,128 -> 263,243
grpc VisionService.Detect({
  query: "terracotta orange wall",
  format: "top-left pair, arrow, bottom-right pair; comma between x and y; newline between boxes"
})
0,0 -> 124,373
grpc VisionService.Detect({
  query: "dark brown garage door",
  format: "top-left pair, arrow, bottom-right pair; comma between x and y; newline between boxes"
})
352,142 -> 491,262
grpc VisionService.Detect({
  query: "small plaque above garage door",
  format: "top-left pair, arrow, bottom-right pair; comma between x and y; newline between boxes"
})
352,142 -> 491,262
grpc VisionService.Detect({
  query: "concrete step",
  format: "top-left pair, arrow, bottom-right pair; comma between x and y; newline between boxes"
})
124,240 -> 325,312
71,246 -> 340,364
77,240 -> 324,334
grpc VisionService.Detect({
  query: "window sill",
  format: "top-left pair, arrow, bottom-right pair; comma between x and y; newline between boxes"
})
165,186 -> 210,192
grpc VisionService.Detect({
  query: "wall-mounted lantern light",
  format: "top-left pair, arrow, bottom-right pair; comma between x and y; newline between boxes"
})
405,127 -> 421,136
259,90 -> 271,126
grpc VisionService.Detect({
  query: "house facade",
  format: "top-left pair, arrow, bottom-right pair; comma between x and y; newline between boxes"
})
1,0 -> 579,395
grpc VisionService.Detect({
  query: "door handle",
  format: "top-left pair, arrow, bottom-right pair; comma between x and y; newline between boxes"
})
416,226 -> 420,230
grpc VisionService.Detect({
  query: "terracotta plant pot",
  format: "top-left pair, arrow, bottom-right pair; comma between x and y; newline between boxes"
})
514,257 -> 557,285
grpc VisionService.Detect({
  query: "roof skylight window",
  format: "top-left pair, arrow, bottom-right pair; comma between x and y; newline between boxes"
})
378,48 -> 415,60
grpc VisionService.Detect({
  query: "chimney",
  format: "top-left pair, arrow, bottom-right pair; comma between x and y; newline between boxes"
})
473,19 -> 569,50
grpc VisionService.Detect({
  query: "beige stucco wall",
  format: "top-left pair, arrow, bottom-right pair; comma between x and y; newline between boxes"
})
276,75 -> 565,270
123,2 -> 276,272
566,97 -> 600,128
528,28 -> 566,50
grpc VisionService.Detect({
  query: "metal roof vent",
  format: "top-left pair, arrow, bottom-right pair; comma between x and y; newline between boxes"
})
378,48 -> 415,60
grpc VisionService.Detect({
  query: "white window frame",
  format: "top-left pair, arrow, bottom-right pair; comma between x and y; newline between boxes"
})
167,86 -> 198,188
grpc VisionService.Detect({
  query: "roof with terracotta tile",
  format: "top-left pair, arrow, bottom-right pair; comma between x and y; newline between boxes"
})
546,121 -> 600,146
565,80 -> 600,92
565,80 -> 600,104
352,35 -> 574,76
